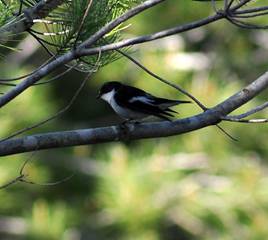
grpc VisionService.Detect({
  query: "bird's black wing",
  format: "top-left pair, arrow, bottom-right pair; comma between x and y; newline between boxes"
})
115,87 -> 174,121
123,85 -> 155,99
118,85 -> 190,107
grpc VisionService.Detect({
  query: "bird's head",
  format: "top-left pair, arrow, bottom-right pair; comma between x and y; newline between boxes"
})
97,81 -> 122,102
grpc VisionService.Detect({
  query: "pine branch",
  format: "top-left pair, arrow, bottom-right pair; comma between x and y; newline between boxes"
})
0,0 -> 65,35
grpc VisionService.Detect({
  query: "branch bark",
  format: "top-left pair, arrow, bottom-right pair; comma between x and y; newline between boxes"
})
0,70 -> 267,156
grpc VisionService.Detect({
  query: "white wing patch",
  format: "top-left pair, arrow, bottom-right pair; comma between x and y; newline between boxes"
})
129,96 -> 155,105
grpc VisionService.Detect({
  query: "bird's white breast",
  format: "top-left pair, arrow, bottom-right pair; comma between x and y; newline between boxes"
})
101,90 -> 115,103
101,90 -> 146,119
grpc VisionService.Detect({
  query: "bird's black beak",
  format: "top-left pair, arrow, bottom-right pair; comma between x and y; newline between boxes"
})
96,92 -> 101,99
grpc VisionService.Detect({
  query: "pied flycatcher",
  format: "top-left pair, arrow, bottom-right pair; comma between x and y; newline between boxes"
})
97,81 -> 191,121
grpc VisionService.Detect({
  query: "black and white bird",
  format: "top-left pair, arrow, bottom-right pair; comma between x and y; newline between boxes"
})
97,81 -> 191,121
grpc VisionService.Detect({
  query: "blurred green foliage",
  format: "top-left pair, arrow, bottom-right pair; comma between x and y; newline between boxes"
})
0,1 -> 267,240
0,0 -> 18,27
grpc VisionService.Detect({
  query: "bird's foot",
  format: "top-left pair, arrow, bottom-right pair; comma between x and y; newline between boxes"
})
120,119 -> 130,128
119,119 -> 132,132
118,119 -> 141,141
120,119 -> 141,126
117,120 -> 130,141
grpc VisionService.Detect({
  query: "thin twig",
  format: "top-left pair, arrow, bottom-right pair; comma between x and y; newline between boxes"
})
0,150 -> 75,189
0,53 -> 56,82
28,30 -> 56,56
0,51 -> 101,143
0,151 -> 36,189
21,172 -> 75,186
33,64 -> 76,86
227,0 -> 236,10
0,74 -> 89,143
74,0 -> 93,46
235,6 -> 268,15
227,101 -> 268,119
223,118 -> 267,123
116,49 -> 207,110
118,49 -> 237,141
222,101 -> 268,123
228,17 -> 268,29
216,124 -> 238,141
233,11 -> 268,19
230,0 -> 253,12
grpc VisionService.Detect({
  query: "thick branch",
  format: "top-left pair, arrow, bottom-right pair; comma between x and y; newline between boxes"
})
0,50 -> 76,107
0,70 -> 267,156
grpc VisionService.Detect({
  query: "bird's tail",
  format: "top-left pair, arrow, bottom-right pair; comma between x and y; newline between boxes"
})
158,99 -> 191,109
175,100 -> 192,104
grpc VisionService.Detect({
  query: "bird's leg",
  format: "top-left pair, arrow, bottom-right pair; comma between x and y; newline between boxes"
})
119,119 -> 141,134
119,119 -> 133,132
121,119 -> 141,125
120,119 -> 131,127
117,119 -> 132,141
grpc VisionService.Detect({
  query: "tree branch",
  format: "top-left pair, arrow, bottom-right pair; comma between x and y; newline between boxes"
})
0,0 -> 167,108
225,101 -> 268,119
1,0 -> 261,109
78,13 -> 223,57
0,70 -> 267,156
222,101 -> 268,123
0,0 -> 65,35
